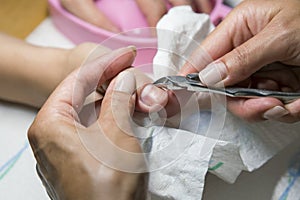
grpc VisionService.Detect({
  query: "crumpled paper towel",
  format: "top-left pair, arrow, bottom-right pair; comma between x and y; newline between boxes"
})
145,5 -> 300,199
153,6 -> 214,78
272,151 -> 300,200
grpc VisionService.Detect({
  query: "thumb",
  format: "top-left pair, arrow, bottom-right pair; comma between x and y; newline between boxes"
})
85,70 -> 147,173
100,70 -> 137,140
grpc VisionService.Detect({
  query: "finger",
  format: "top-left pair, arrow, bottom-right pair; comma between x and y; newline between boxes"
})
61,0 -> 120,32
179,9 -> 240,75
136,84 -> 169,113
43,46 -> 136,117
135,0 -> 167,27
196,2 -> 261,62
78,99 -> 102,127
169,0 -> 198,11
81,71 -> 147,173
136,84 -> 194,118
252,70 -> 300,91
282,99 -> 300,123
168,0 -> 193,6
161,89 -> 193,118
199,29 -> 286,87
178,46 -> 213,75
181,1 -> 280,84
194,0 -> 213,13
227,97 -> 285,122
121,68 -> 163,113
251,78 -> 281,91
99,70 -> 141,152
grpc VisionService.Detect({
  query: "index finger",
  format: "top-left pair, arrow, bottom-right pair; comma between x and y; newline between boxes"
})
180,0 -> 278,80
179,9 -> 238,75
42,46 -> 136,118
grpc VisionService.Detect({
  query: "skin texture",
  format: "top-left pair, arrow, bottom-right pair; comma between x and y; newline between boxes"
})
0,32 -> 106,108
139,0 -> 300,123
28,47 -> 148,200
60,0 -> 213,31
180,0 -> 300,122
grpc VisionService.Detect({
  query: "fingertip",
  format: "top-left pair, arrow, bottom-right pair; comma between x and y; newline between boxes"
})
263,105 -> 289,120
114,70 -> 136,94
285,99 -> 300,118
227,97 -> 283,122
136,84 -> 168,113
127,45 -> 137,57
198,61 -> 227,86
107,45 -> 137,60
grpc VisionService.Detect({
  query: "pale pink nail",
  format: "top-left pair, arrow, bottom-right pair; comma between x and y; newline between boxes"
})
141,85 -> 167,106
198,61 -> 227,86
263,106 -> 289,120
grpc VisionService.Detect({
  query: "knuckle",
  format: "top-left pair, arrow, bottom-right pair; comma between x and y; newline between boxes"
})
27,121 -> 38,144
271,18 -> 300,60
27,114 -> 45,143
229,46 -> 250,78
27,113 -> 58,147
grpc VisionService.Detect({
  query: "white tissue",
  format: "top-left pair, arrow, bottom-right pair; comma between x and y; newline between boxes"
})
146,5 -> 300,200
271,151 -> 300,200
147,126 -> 213,200
146,6 -> 217,199
153,6 -> 214,78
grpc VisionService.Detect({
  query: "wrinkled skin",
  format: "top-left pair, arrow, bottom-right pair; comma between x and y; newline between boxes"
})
180,0 -> 300,123
138,0 -> 300,123
28,47 -> 148,200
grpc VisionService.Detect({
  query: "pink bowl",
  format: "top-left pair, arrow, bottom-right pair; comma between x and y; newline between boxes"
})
48,0 -> 231,70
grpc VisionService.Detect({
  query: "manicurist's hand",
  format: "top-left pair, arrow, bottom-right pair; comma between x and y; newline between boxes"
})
28,47 -> 148,200
179,0 -> 300,122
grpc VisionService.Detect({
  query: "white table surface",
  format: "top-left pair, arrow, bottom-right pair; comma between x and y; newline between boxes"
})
0,17 -> 299,200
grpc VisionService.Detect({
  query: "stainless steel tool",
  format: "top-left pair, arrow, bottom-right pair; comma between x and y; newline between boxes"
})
153,73 -> 300,103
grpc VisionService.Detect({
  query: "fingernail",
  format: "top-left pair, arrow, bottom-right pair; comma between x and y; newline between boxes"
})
263,106 -> 289,120
114,71 -> 136,94
199,61 -> 227,86
113,46 -> 136,57
141,85 -> 167,106
127,45 -> 137,57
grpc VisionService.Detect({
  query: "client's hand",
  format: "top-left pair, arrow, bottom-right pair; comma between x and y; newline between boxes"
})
61,0 -> 213,32
28,47 -> 148,200
135,0 -> 213,27
61,0 -> 120,32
